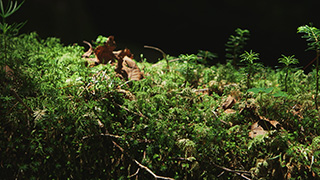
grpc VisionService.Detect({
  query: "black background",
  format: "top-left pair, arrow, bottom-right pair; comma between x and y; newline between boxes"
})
8,0 -> 320,68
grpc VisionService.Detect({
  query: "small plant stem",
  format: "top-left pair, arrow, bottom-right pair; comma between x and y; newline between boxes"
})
285,67 -> 288,92
144,45 -> 169,71
310,28 -> 320,110
316,50 -> 319,110
247,73 -> 250,90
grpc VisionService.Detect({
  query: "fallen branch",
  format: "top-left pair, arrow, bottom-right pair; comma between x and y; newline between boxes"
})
134,160 -> 174,180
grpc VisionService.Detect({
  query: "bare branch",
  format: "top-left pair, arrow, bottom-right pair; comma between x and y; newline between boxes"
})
211,162 -> 251,180
144,45 -> 169,70
129,168 -> 140,178
174,157 -> 251,180
91,118 -> 174,180
134,160 -> 174,180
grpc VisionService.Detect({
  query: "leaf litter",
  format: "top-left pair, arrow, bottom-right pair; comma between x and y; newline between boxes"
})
82,36 -> 144,81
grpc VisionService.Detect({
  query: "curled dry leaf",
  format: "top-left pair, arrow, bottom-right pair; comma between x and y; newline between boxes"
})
221,95 -> 236,110
94,36 -> 116,64
117,89 -> 136,100
115,48 -> 144,81
224,109 -> 236,114
82,36 -> 116,65
249,117 -> 281,138
249,126 -> 267,138
3,65 -> 14,79
82,36 -> 144,81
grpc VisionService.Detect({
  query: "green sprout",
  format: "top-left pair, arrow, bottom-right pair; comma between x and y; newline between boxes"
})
0,0 -> 25,35
0,0 -> 25,66
225,28 -> 250,66
278,55 -> 299,92
240,50 -> 261,90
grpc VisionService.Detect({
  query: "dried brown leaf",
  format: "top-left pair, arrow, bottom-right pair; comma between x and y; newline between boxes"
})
82,41 -> 93,58
249,128 -> 267,138
221,95 -> 236,110
3,65 -> 14,78
249,118 -> 281,138
82,36 -> 144,81
224,109 -> 236,114
94,36 -> 116,64
115,49 -> 144,81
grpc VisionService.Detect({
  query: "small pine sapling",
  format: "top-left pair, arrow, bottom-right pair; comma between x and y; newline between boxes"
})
225,28 -> 250,66
240,50 -> 260,90
0,0 -> 25,65
197,50 -> 218,64
298,24 -> 320,110
278,55 -> 299,92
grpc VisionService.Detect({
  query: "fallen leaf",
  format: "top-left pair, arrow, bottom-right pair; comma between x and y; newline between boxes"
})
249,127 -> 267,138
82,41 -> 94,58
221,95 -> 236,110
94,36 -> 116,64
82,36 -> 144,81
82,36 -> 116,65
82,41 -> 99,66
224,109 -> 236,114
3,65 -> 14,78
115,49 -> 144,81
249,117 -> 281,138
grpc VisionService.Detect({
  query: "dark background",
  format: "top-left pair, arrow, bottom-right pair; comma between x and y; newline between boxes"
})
8,0 -> 320,68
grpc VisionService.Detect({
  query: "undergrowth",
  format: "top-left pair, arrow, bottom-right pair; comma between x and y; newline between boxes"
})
1,2 -> 320,179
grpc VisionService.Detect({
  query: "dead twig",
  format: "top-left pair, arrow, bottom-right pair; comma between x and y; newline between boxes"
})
129,168 -> 140,178
144,45 -> 169,71
90,118 -> 174,179
175,157 -> 251,180
211,162 -> 251,180
133,160 -> 174,180
10,88 -> 33,114
152,57 -> 203,67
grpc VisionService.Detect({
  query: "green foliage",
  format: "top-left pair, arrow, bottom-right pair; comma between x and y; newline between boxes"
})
298,24 -> 320,109
2,16 -> 320,180
0,0 -> 25,67
298,25 -> 320,51
197,50 -> 218,64
278,55 -> 299,92
0,0 -> 25,35
225,28 -> 250,66
94,35 -> 109,47
248,87 -> 274,94
176,54 -> 201,86
240,50 -> 262,89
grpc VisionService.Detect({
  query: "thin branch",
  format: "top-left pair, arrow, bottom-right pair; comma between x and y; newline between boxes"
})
174,157 -> 251,180
10,88 -> 33,114
129,168 -> 140,178
89,118 -> 174,179
134,160 -> 175,180
144,45 -> 166,60
144,45 -> 169,70
152,57 -> 203,67
211,161 -> 251,180
303,55 -> 318,70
